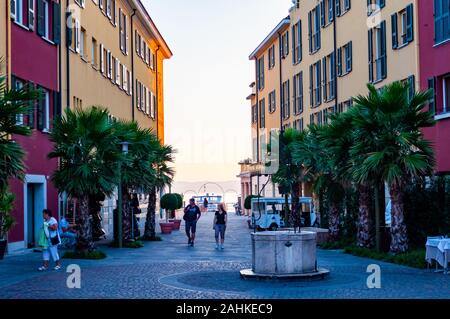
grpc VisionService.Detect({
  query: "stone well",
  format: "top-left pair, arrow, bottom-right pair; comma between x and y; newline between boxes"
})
240,231 -> 329,279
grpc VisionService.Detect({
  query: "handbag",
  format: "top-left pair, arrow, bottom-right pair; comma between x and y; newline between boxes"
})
50,235 -> 61,246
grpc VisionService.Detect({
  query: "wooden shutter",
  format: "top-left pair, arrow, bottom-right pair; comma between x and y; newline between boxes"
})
337,47 -> 342,76
299,20 -> 302,62
348,41 -> 352,72
368,29 -> 373,82
336,0 -> 341,17
53,1 -> 61,45
320,1 -> 325,27
381,21 -> 387,79
318,61 -> 322,104
309,64 -> 313,106
379,0 -> 385,9
11,0 -> 16,20
119,9 -> 123,50
345,0 -> 351,11
406,4 -> 414,43
322,57 -> 327,101
37,0 -> 45,37
407,75 -> 415,101
391,13 -> 398,49
308,11 -> 312,53
428,77 -> 436,114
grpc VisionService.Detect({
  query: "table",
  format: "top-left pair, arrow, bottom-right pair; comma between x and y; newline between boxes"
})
426,238 -> 450,273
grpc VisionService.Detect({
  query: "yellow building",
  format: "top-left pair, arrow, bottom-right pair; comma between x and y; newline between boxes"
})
0,0 -> 10,79
243,0 -> 419,196
60,0 -> 172,142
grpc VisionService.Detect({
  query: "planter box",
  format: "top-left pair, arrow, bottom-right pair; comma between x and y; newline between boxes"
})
160,222 -> 174,234
169,219 -> 181,230
251,231 -> 317,274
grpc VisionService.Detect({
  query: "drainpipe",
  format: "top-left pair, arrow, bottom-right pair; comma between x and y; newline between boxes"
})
155,45 -> 160,140
58,2 -> 62,115
254,58 -> 260,194
5,0 -> 10,89
277,32 -> 283,131
65,0 -> 70,110
333,3 -> 338,112
130,9 -> 136,121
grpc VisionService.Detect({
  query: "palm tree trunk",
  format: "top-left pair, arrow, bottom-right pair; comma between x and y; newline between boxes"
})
75,195 -> 95,253
389,182 -> 409,254
144,187 -> 157,239
328,202 -> 340,241
357,184 -> 373,248
122,189 -> 131,241
291,182 -> 301,231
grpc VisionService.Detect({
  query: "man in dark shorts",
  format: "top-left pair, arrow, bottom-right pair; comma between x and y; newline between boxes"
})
183,198 -> 201,246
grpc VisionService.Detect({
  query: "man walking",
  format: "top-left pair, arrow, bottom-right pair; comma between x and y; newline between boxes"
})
183,198 -> 201,247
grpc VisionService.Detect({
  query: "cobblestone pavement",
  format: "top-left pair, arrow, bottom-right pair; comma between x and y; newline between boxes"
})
0,212 -> 449,299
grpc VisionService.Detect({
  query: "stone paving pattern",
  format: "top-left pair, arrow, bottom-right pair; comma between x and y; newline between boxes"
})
0,212 -> 449,299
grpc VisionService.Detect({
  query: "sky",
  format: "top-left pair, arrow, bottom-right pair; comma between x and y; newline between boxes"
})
142,0 -> 292,183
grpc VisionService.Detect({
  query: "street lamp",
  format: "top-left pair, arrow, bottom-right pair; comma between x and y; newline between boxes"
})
117,141 -> 129,248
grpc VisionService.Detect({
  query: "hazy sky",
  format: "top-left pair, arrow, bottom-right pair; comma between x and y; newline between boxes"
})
142,0 -> 292,182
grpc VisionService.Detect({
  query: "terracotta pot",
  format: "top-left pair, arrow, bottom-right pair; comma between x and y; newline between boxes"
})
160,222 -> 174,234
169,219 -> 181,230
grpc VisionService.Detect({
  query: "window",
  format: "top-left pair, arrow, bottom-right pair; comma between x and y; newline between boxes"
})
91,38 -> 98,67
268,45 -> 275,69
37,0 -> 50,40
107,50 -> 112,79
268,90 -> 276,113
292,20 -> 302,64
37,89 -> 50,132
281,31 -> 289,58
100,44 -> 105,74
337,42 -> 352,76
320,0 -> 334,25
259,99 -> 265,129
309,5 -> 321,53
252,105 -> 257,123
75,0 -> 85,8
74,19 -> 80,53
119,9 -> 128,54
281,80 -> 290,120
80,28 -> 86,58
310,61 -> 322,107
293,118 -> 304,131
323,53 -> 336,101
257,57 -> 265,91
28,0 -> 35,30
368,21 -> 387,83
392,4 -> 414,49
115,59 -> 120,85
444,75 -> 450,114
293,72 -> 303,115
14,79 -> 24,125
12,0 -> 24,25
367,0 -> 385,15
434,0 -> 450,44
106,0 -> 112,18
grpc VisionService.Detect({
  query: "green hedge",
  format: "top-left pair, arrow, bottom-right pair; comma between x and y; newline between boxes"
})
63,250 -> 107,260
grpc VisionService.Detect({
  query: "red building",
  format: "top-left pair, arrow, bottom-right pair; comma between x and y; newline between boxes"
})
418,0 -> 450,174
8,0 -> 61,252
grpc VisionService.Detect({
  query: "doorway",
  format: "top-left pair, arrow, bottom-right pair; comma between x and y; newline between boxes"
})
26,183 -> 45,248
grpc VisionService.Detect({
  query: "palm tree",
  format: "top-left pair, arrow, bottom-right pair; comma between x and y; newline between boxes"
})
272,128 -> 306,230
143,143 -> 175,240
0,73 -> 39,191
351,82 -> 435,254
49,107 -> 121,253
112,120 -> 156,241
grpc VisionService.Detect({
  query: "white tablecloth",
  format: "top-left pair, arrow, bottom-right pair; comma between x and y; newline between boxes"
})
426,238 -> 450,268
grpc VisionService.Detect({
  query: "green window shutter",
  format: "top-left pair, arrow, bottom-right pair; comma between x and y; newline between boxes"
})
379,0 -> 385,9
37,87 -> 44,131
381,21 -> 387,79
292,26 -> 295,64
367,0 -> 371,16
309,64 -> 313,106
318,61 -> 322,104
428,77 -> 436,115
391,13 -> 398,49
322,57 -> 327,101
345,0 -> 351,11
406,4 -> 414,43
299,20 -> 302,62
36,0 -> 45,37
53,2 -> 61,44
320,1 -> 325,27
308,11 -> 313,53
337,47 -> 342,76
407,75 -> 415,101
336,0 -> 341,17
368,29 -> 373,82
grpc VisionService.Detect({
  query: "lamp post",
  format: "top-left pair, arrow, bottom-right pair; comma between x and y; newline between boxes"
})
117,141 -> 129,248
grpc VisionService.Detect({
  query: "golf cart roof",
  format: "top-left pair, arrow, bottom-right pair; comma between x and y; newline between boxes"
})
251,197 -> 313,204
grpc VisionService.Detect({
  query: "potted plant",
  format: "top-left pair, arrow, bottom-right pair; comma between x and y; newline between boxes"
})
0,189 -> 15,260
160,193 -> 178,234
168,193 -> 183,230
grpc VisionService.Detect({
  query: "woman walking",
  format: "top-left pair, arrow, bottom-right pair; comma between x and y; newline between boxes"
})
38,209 -> 61,271
213,203 -> 227,250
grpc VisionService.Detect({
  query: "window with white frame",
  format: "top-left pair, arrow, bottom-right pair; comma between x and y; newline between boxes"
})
80,28 -> 86,58
268,90 -> 276,113
434,0 -> 450,44
28,0 -> 35,30
37,89 -> 50,132
92,38 -> 98,67
268,45 -> 275,69
115,59 -> 120,85
14,79 -> 24,125
293,72 -> 303,115
11,0 -> 24,25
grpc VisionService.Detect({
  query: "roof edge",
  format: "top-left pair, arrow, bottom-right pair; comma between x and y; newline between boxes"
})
249,16 -> 290,60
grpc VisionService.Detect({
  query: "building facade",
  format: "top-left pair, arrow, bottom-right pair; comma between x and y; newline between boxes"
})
418,0 -> 450,174
240,0 -> 421,198
3,0 -> 171,252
